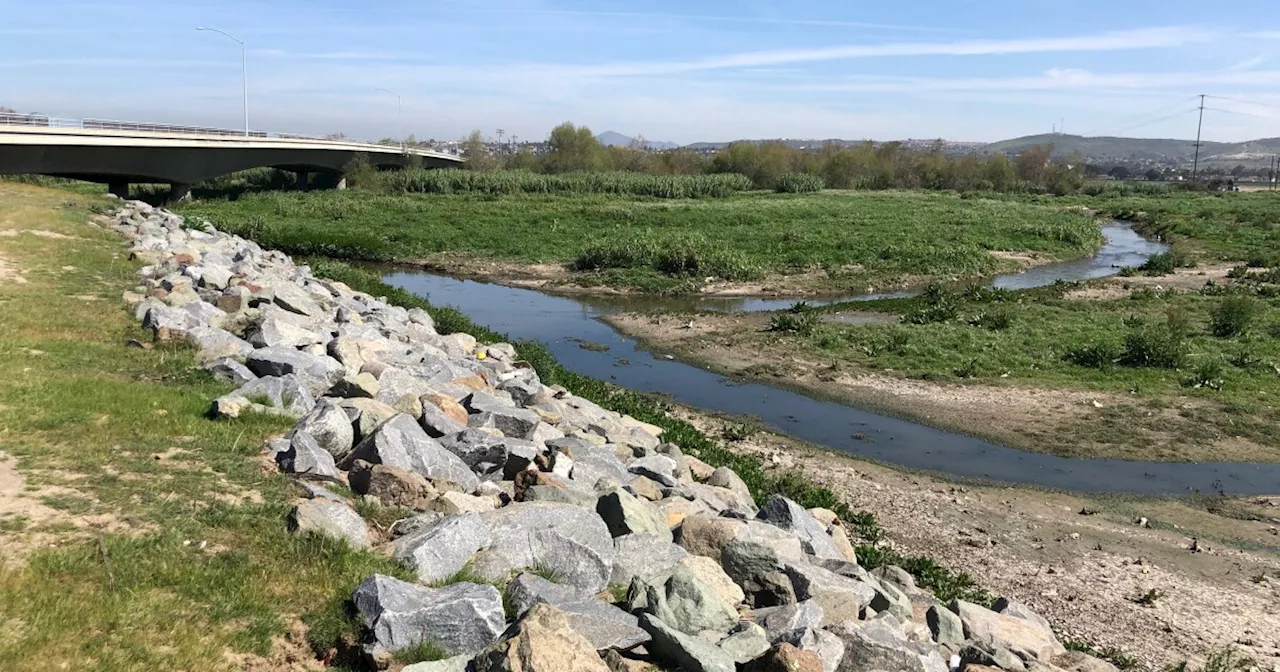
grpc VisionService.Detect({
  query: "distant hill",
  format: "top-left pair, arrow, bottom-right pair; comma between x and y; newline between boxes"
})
985,133 -> 1280,164
595,131 -> 678,150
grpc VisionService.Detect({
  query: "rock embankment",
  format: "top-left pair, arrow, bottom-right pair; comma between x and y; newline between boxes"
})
111,200 -> 1119,672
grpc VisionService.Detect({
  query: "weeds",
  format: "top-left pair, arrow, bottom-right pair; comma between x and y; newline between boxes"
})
391,638 -> 449,665
722,423 -> 760,442
768,312 -> 817,336
774,172 -> 825,194
380,169 -> 752,199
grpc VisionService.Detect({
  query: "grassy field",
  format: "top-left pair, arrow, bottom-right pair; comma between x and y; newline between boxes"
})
177,189 -> 1103,294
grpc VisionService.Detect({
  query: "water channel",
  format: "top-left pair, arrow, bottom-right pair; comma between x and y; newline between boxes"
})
382,225 -> 1280,496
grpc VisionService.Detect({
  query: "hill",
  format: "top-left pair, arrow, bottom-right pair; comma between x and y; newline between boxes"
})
595,131 -> 678,150
986,133 -> 1280,164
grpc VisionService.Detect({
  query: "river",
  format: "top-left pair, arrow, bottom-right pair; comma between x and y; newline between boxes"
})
381,225 -> 1280,496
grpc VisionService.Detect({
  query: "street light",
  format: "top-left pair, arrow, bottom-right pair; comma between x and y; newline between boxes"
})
197,27 -> 248,137
376,88 -> 403,151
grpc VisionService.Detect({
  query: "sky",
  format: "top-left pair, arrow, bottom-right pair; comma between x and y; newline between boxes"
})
4,0 -> 1280,144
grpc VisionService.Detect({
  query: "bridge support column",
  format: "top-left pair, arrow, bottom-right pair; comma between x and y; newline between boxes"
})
108,180 -> 129,199
295,171 -> 309,191
166,183 -> 192,204
335,176 -> 347,190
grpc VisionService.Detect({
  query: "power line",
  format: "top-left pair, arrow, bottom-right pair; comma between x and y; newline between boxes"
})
1192,94 -> 1206,182
1106,107 -> 1200,136
1203,106 -> 1274,120
1205,94 -> 1280,111
1079,95 -> 1202,137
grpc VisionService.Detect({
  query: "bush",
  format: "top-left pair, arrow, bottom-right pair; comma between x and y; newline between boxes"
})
379,169 -> 752,199
1183,358 -> 1224,390
1120,310 -> 1188,368
774,172 -> 825,194
973,307 -> 1013,330
768,312 -> 817,336
570,234 -> 761,281
904,285 -> 959,325
1209,295 -> 1261,337
1064,342 -> 1120,369
1139,252 -> 1178,276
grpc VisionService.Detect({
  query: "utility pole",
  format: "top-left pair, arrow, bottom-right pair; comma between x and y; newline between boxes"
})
496,129 -> 505,155
1191,94 -> 1206,182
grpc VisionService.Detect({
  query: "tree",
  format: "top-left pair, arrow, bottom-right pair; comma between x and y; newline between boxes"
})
1014,145 -> 1053,186
543,122 -> 606,173
460,130 -> 500,172
1145,168 -> 1163,181
1108,165 -> 1130,180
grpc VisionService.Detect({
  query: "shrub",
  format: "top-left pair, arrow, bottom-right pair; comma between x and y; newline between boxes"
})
1209,295 -> 1261,337
1064,342 -> 1120,369
768,312 -> 817,336
570,234 -> 761,281
379,169 -> 752,199
774,172 -> 825,194
1183,359 -> 1224,390
1119,311 -> 1187,368
973,307 -> 1013,330
904,285 -> 959,325
1139,252 -> 1178,276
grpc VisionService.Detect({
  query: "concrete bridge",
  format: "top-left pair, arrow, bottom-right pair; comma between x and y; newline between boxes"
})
0,116 -> 464,200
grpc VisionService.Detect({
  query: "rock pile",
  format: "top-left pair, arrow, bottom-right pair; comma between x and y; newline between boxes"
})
110,200 -> 1119,672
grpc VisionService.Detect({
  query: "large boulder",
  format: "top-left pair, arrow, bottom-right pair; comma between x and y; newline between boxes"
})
609,533 -> 689,586
352,574 -> 505,657
783,563 -> 875,626
677,515 -> 806,564
203,357 -> 256,385
783,628 -> 846,672
639,614 -> 736,672
212,374 -> 314,418
473,604 -> 610,672
757,496 -> 843,561
465,392 -> 540,439
288,499 -> 370,549
340,414 -> 480,492
348,460 -> 437,509
827,615 -> 946,672
246,346 -> 341,381
596,488 -> 672,542
717,621 -> 771,664
294,399 -> 355,459
276,430 -> 342,481
950,599 -> 1065,662
440,429 -> 510,475
505,573 -> 649,650
632,561 -> 740,636
392,513 -> 491,584
926,604 -> 964,646
752,600 -> 825,645
742,643 -> 824,672
627,455 -> 681,487
472,502 -> 616,594
992,597 -> 1053,633
721,539 -> 797,608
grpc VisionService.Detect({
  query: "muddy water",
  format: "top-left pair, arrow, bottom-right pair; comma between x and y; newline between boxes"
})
382,226 -> 1280,495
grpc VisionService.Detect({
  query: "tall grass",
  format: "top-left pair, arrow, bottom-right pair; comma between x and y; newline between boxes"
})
570,233 -> 762,281
379,168 -> 752,198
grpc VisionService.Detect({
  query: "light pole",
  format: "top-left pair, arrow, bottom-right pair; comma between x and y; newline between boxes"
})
376,88 -> 403,151
197,27 -> 248,136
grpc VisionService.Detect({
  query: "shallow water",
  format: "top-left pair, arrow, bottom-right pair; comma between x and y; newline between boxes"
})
382,226 -> 1280,495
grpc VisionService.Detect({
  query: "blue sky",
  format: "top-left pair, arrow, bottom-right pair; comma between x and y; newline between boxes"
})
4,0 -> 1280,144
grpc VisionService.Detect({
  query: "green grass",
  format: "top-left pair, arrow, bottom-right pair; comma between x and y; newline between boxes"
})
379,168 -> 753,199
178,189 -> 1103,293
0,184 -> 413,671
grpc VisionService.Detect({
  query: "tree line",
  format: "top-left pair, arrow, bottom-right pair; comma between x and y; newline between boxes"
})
458,122 -> 1086,195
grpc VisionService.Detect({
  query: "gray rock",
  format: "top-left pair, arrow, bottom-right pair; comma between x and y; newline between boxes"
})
288,499 -> 370,548
420,400 -> 467,437
783,563 -> 874,626
464,392 -> 540,439
926,604 -> 964,646
352,574 -> 505,656
401,655 -> 471,672
867,577 -> 913,622
392,513 -> 491,584
717,622 -> 770,664
505,573 -> 649,650
294,399 -> 355,459
627,455 -> 680,487
752,600 -> 825,644
610,533 -> 689,586
992,597 -> 1053,634
676,515 -> 806,565
522,484 -> 598,508
246,346 -> 342,384
784,628 -> 845,672
439,429 -> 509,475
340,414 -> 480,492
639,613 -> 736,672
327,371 -> 380,399
389,511 -> 446,538
203,357 -> 256,385
757,496 -> 843,561
811,558 -> 870,583
721,539 -> 796,608
960,643 -> 1027,672
870,565 -> 918,596
1052,651 -> 1122,672
189,326 -> 254,364
635,562 -> 740,636
277,431 -> 342,481
471,502 -> 616,594
950,599 -> 1065,662
249,314 -> 325,349
213,374 -> 315,418
827,615 -> 946,672
596,488 -> 672,542
271,281 -> 324,316
349,460 -> 437,509
501,438 -> 540,480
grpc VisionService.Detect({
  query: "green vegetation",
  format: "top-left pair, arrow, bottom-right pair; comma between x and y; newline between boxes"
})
179,189 -> 1102,294
0,185 -> 411,671
379,168 -> 752,199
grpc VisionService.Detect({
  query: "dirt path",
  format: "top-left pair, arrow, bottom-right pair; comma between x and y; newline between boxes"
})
674,408 -> 1280,669
604,312 -> 1280,463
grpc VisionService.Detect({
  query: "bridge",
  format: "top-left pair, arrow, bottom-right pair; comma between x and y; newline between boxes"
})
0,114 -> 464,201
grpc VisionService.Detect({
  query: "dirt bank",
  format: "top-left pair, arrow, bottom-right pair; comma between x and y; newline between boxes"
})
674,407 -> 1280,669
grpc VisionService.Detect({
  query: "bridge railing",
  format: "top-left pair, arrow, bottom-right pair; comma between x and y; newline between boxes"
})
0,113 -> 463,157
